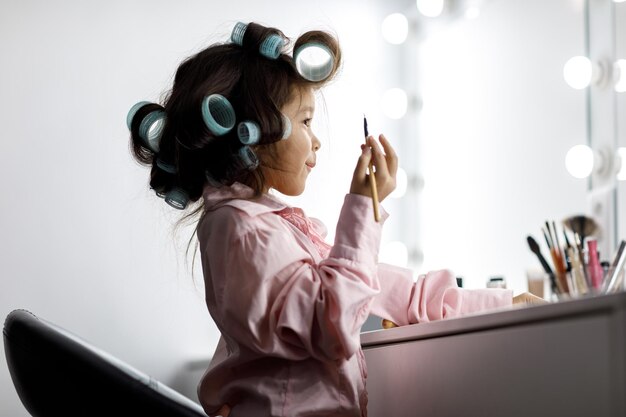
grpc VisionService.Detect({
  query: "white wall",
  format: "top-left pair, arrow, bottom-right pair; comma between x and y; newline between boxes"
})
0,1 -> 386,415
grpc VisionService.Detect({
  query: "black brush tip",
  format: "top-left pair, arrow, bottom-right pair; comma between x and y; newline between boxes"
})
527,235 -> 540,253
363,115 -> 368,138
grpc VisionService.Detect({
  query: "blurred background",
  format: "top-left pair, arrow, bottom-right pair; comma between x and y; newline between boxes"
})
1,0 -> 625,414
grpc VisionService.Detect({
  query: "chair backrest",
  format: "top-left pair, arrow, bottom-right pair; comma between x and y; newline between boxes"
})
3,309 -> 207,417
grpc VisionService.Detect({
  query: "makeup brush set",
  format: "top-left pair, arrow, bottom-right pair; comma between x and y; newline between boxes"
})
527,215 -> 626,300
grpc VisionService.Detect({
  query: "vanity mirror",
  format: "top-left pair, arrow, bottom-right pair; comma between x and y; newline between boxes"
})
377,0 -> 625,292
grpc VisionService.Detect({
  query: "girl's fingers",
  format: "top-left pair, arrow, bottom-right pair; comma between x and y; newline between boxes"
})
378,134 -> 398,177
367,136 -> 389,175
353,144 -> 371,180
350,144 -> 374,197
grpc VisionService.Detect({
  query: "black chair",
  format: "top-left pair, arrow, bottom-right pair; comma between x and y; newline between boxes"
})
3,309 -> 208,417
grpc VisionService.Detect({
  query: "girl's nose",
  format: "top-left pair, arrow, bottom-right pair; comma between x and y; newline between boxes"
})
312,135 -> 321,151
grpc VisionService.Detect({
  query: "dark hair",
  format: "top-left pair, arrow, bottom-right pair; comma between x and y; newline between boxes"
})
129,22 -> 341,208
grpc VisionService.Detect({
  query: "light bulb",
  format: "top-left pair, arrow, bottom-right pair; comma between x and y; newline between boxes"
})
615,59 -> 626,92
618,148 -> 626,181
565,144 -> 594,178
381,88 -> 408,119
390,167 -> 408,198
563,56 -> 593,89
381,13 -> 409,45
380,241 -> 409,267
416,0 -> 445,17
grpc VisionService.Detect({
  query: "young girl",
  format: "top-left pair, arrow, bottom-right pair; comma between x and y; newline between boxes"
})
128,22 -> 541,417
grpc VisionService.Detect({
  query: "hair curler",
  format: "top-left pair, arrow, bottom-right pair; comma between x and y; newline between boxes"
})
231,22 -> 284,60
237,121 -> 261,145
238,146 -> 259,170
127,101 -> 166,153
281,114 -> 292,140
294,42 -> 334,82
164,187 -> 190,210
200,94 -> 236,136
156,158 -> 176,174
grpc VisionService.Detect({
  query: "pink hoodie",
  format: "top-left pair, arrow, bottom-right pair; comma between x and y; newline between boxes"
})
197,182 -> 511,416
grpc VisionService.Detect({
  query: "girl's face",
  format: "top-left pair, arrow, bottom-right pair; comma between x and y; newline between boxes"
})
259,87 -> 320,196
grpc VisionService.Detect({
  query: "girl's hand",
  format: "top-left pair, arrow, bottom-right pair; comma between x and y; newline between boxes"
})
350,134 -> 398,202
512,292 -> 549,306
382,318 -> 399,329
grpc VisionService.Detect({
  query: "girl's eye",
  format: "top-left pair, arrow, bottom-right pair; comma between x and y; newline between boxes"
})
303,118 -> 312,127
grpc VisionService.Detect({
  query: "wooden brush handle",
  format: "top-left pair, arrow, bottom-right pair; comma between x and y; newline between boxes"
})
368,161 -> 381,222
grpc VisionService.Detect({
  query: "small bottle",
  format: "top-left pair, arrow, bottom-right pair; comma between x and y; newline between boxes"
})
601,261 -> 610,281
487,276 -> 507,289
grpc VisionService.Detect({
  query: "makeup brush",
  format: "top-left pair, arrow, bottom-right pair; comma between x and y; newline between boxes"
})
562,229 -> 573,272
544,223 -> 569,294
551,220 -> 571,278
527,235 -> 559,295
562,215 -> 600,241
568,227 -> 594,289
363,115 -> 380,222
542,228 -> 553,250
552,221 -> 563,257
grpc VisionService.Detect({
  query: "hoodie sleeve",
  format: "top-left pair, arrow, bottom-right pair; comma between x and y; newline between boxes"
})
370,264 -> 513,326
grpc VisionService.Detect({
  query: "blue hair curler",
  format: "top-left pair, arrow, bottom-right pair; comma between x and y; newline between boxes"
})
164,187 -> 190,210
259,34 -> 284,60
201,94 -> 236,136
231,22 -> 284,60
126,101 -> 150,130
238,146 -> 259,170
281,114 -> 292,140
156,158 -> 176,174
237,121 -> 261,145
138,110 -> 166,153
293,42 -> 334,82
231,21 -> 247,46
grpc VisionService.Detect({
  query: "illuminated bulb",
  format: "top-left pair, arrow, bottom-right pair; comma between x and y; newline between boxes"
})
381,13 -> 409,45
390,167 -> 408,198
381,88 -> 408,119
615,59 -> 626,92
618,148 -> 626,181
565,144 -> 594,178
380,241 -> 409,267
563,56 -> 593,89
416,0 -> 445,17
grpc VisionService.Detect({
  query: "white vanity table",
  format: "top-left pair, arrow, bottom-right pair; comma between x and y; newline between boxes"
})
361,292 -> 626,417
